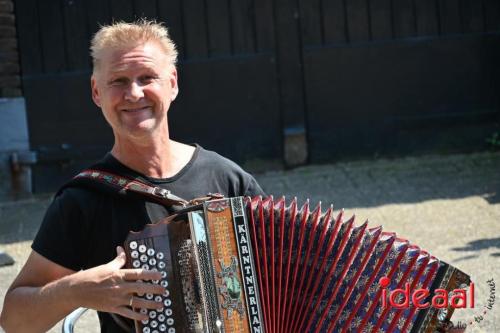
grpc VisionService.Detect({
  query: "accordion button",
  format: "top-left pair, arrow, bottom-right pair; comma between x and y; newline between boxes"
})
142,264 -> 150,270
163,289 -> 169,297
149,258 -> 157,266
149,311 -> 157,319
156,307 -> 164,313
156,252 -> 164,260
140,254 -> 148,263
168,329 -> 175,333
159,324 -> 167,332
165,309 -> 172,316
133,260 -> 141,268
154,296 -> 162,302
163,299 -> 171,307
131,251 -> 139,259
141,318 -> 149,325
150,319 -> 158,327
152,330 -> 159,333
139,245 -> 147,253
161,280 -> 168,288
146,293 -> 154,300
152,280 -> 159,284
158,262 -> 166,269
166,318 -> 174,326
129,241 -> 138,250
142,327 -> 150,333
158,314 -> 165,322
160,271 -> 167,279
147,248 -> 155,256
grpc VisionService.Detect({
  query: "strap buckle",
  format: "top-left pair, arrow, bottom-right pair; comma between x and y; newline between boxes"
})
152,187 -> 171,198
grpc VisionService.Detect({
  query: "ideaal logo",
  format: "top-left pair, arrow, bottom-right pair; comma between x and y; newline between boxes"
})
378,277 -> 496,330
378,276 -> 474,309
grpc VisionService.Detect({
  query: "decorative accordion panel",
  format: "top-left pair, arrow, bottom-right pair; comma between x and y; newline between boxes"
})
124,196 -> 470,333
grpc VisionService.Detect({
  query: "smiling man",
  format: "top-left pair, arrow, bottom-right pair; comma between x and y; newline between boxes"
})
0,20 -> 264,333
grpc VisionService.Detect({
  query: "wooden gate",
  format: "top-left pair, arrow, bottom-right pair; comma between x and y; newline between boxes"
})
14,0 -> 500,192
297,0 -> 500,162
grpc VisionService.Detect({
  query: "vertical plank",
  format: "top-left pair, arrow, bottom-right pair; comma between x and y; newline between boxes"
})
273,0 -> 306,130
370,0 -> 393,40
415,0 -> 439,36
322,0 -> 348,44
109,0 -> 133,22
438,0 -> 462,34
346,0 -> 371,41
157,0 -> 185,60
206,0 -> 232,56
254,0 -> 275,51
460,0 -> 484,33
182,0 -> 208,58
14,0 -> 43,74
38,0 -> 67,72
62,0 -> 89,71
393,0 -> 417,37
483,0 -> 500,31
229,0 -> 256,53
299,0 -> 322,46
133,0 -> 156,20
86,0 -> 111,36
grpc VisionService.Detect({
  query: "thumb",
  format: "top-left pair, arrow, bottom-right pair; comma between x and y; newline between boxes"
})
110,246 -> 127,268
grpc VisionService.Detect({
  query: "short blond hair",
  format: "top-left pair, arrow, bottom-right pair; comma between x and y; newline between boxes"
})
90,19 -> 178,73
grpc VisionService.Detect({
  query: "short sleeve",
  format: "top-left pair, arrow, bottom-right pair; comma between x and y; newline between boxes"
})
243,175 -> 266,197
31,190 -> 90,271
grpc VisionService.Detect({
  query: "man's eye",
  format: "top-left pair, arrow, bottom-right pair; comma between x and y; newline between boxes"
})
110,78 -> 127,86
140,76 -> 156,84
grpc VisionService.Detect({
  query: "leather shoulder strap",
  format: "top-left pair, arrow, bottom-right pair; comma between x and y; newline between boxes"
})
58,168 -> 225,209
57,168 -> 189,208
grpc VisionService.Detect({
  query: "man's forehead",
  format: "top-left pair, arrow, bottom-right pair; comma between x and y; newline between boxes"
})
101,42 -> 169,69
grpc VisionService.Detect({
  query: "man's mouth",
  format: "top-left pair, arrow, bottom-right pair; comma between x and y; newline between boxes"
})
122,106 -> 152,113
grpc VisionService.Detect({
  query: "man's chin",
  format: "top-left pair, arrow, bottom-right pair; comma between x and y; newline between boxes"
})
119,122 -> 158,139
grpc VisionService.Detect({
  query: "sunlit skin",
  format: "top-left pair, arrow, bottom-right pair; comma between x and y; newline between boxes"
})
91,41 -> 194,178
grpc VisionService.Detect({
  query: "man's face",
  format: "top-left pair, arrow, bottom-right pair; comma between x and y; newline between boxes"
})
91,41 -> 178,140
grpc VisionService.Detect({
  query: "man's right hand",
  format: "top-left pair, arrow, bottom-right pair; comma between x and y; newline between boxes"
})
71,246 -> 165,321
0,247 -> 165,333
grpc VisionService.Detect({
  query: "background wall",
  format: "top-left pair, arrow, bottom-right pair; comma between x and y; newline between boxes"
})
5,0 -> 500,193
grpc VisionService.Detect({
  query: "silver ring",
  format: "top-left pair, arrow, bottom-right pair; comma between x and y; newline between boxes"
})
129,296 -> 134,307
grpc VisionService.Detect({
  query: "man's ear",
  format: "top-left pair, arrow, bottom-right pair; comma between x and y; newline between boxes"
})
170,67 -> 179,101
91,75 -> 102,107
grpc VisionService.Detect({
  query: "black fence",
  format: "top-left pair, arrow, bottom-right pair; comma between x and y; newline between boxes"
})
14,0 -> 500,192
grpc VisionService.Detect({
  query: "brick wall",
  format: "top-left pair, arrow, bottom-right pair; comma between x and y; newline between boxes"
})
0,0 -> 21,98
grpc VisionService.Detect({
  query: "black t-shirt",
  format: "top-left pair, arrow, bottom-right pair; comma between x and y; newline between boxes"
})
32,144 -> 265,332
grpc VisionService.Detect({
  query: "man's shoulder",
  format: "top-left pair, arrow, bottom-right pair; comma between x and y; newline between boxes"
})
195,145 -> 248,174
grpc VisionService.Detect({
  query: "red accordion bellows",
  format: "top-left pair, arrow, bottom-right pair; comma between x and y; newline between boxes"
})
245,196 -> 467,333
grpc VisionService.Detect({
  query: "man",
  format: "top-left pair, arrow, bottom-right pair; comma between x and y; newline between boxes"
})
0,20 -> 264,332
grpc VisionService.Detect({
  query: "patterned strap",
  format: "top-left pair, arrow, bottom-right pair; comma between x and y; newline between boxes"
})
74,169 -> 225,208
74,169 -> 189,207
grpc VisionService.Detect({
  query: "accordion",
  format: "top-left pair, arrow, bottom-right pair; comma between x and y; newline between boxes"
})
124,196 -> 470,333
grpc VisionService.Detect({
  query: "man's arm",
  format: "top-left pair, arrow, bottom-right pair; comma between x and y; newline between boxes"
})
0,247 -> 165,333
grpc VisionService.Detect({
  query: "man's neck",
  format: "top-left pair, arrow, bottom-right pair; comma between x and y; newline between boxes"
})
110,136 -> 195,179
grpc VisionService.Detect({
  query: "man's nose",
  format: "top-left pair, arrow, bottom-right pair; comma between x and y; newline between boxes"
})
125,81 -> 144,101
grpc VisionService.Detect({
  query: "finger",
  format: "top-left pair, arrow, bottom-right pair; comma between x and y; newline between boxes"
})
110,246 -> 127,269
131,296 -> 164,310
115,306 -> 148,321
124,281 -> 165,296
122,268 -> 162,281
